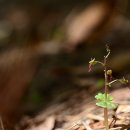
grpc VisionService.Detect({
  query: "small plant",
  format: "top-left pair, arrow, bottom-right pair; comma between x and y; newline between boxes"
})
88,45 -> 129,130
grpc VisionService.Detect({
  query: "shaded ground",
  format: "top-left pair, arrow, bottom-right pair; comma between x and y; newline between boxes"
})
17,80 -> 130,130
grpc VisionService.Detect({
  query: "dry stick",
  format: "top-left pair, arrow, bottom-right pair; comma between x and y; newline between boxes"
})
81,120 -> 92,130
109,115 -> 117,128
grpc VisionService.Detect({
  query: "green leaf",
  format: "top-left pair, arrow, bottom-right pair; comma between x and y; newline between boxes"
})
95,93 -> 113,102
96,101 -> 107,108
95,93 -> 104,100
96,100 -> 117,109
107,95 -> 113,101
95,93 -> 117,109
107,102 -> 117,109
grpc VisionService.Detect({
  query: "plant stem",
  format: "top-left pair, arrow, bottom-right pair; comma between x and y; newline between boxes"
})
104,108 -> 109,130
108,80 -> 118,86
96,61 -> 104,66
104,56 -> 109,130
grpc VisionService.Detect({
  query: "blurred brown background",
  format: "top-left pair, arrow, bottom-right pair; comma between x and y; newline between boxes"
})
0,0 -> 130,129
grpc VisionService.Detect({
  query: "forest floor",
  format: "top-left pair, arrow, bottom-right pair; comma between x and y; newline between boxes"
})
19,84 -> 130,130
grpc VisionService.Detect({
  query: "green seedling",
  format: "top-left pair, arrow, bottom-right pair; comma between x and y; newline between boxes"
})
88,45 -> 129,130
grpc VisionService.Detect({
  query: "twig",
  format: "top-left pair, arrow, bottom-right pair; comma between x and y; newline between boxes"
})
81,119 -> 92,130
109,115 -> 117,128
110,127 -> 122,130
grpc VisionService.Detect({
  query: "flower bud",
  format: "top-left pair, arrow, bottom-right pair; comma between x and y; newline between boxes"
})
119,77 -> 128,84
88,58 -> 97,72
107,70 -> 112,76
89,58 -> 97,65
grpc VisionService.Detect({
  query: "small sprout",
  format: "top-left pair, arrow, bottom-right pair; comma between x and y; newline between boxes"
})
89,45 -> 129,130
118,77 -> 129,84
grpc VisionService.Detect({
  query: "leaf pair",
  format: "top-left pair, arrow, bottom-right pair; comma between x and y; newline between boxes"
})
95,93 -> 117,109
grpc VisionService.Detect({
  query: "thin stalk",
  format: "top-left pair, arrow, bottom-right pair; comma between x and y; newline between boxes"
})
104,56 -> 109,130
96,61 -> 104,66
108,80 -> 118,86
104,108 -> 109,130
